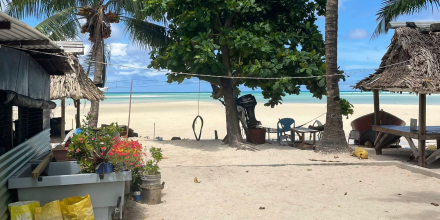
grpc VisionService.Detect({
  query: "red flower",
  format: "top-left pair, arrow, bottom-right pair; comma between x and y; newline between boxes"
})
100,152 -> 104,156
76,149 -> 80,153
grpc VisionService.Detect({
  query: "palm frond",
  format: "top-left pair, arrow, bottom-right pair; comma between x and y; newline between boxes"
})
121,17 -> 169,49
372,0 -> 440,39
5,0 -> 78,20
34,7 -> 80,41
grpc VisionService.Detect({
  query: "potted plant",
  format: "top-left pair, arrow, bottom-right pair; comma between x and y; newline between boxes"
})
67,113 -> 122,174
140,147 -> 163,186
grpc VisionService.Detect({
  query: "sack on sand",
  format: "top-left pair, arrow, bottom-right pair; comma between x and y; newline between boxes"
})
35,200 -> 63,220
8,201 -> 40,220
60,195 -> 95,220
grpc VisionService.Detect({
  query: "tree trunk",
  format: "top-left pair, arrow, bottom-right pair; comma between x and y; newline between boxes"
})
219,40 -> 242,147
90,40 -> 103,127
315,0 -> 350,153
221,78 -> 243,147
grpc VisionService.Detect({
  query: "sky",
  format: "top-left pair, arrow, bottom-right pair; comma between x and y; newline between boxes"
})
15,0 -> 440,93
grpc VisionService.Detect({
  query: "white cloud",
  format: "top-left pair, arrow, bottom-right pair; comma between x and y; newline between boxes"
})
339,0 -> 351,10
109,43 -> 128,56
347,29 -> 369,40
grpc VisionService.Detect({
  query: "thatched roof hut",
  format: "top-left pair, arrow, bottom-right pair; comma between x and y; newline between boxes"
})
50,55 -> 104,101
354,27 -> 440,93
50,55 -> 104,132
353,26 -> 440,167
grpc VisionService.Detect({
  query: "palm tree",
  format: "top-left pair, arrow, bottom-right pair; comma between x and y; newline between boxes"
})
6,0 -> 168,126
315,0 -> 351,153
373,0 -> 440,38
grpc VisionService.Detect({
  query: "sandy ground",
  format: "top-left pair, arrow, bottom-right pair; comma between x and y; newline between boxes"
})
55,102 -> 440,146
53,102 -> 440,219
120,140 -> 440,220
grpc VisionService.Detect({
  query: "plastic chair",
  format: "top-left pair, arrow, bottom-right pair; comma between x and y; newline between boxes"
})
277,118 -> 295,145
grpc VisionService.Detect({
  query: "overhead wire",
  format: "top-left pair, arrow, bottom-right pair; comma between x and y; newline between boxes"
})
0,43 -> 411,80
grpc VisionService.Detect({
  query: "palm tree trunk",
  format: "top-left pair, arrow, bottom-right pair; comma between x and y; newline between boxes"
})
90,40 -> 103,127
315,0 -> 350,153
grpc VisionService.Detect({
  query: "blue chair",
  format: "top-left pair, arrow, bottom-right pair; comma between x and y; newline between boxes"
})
277,118 -> 295,145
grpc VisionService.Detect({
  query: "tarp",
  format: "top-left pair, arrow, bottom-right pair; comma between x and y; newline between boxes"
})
0,90 -> 56,109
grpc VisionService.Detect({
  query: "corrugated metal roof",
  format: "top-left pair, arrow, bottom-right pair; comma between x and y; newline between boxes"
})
0,11 -> 60,50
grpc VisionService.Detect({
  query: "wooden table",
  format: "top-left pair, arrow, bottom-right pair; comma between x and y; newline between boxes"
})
373,125 -> 440,165
290,127 -> 318,150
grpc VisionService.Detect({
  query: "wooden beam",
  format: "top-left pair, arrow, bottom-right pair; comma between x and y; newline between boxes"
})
373,90 -> 380,126
375,133 -> 389,155
75,100 -> 81,128
419,94 -> 426,167
405,137 -> 419,157
31,152 -> 53,179
48,71 -> 65,75
0,40 -> 49,45
61,99 -> 66,141
426,149 -> 440,164
0,21 -> 11,29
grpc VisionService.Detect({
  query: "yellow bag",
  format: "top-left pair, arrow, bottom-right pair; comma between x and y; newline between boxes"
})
8,201 -> 40,220
60,195 -> 94,220
353,147 -> 369,159
35,200 -> 63,220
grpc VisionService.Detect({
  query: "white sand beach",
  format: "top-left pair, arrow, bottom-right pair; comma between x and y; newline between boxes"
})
119,139 -> 440,220
56,102 -> 440,143
53,101 -> 440,219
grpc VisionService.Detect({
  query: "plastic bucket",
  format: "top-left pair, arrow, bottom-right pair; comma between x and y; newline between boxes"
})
140,183 -> 164,205
141,173 -> 161,186
95,163 -> 114,174
133,191 -> 141,202
247,128 -> 266,144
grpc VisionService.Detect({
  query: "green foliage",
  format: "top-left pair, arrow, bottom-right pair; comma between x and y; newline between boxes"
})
143,0 -> 337,107
373,0 -> 440,38
67,113 -> 121,173
340,98 -> 354,118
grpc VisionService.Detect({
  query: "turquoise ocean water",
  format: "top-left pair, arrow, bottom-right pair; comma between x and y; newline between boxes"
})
97,91 -> 440,105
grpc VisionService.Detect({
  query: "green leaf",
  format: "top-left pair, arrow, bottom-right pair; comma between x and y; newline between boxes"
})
191,36 -> 201,42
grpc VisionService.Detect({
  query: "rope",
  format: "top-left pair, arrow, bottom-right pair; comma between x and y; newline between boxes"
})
0,43 -> 412,81
193,79 -> 203,141
198,79 -> 201,116
297,112 -> 327,128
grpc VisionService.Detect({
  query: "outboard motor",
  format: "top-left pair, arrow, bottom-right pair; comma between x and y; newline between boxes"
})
237,94 -> 261,128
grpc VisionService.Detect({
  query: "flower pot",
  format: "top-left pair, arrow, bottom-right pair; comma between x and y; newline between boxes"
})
141,172 -> 161,187
52,147 -> 75,162
95,163 -> 114,174
140,182 -> 164,205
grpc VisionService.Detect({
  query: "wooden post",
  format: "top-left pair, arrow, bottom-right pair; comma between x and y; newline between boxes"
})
75,100 -> 81,128
373,90 -> 380,126
215,130 -> 218,140
61,99 -> 66,141
126,80 -> 133,138
373,90 -> 381,153
418,94 -> 426,167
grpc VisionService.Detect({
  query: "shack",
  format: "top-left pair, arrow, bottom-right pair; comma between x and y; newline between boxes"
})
50,56 -> 104,141
354,24 -> 440,167
0,11 -> 77,219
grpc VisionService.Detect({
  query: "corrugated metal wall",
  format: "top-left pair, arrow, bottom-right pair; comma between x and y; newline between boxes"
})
0,47 -> 50,100
0,129 -> 50,220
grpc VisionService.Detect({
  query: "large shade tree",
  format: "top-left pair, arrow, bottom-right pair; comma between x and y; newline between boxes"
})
373,0 -> 440,37
144,0 -> 347,147
6,0 -> 168,126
